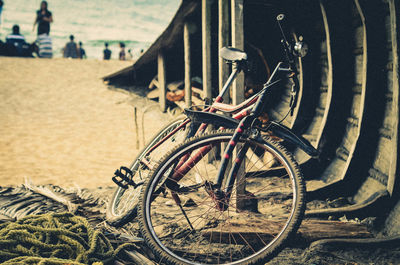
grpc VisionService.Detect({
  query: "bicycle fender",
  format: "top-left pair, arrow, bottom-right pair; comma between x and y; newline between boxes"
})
184,109 -> 239,129
268,122 -> 320,157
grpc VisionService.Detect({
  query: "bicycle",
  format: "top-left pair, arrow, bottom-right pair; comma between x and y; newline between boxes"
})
136,14 -> 315,265
107,14 -> 317,229
107,55 -> 264,227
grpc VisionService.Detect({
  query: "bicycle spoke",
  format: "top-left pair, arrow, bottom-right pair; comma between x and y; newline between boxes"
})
140,131 -> 305,265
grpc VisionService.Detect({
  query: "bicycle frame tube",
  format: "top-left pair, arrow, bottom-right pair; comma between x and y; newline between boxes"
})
214,66 -> 239,104
213,63 -> 286,189
224,141 -> 250,194
145,67 -> 240,157
214,117 -> 250,188
146,119 -> 191,155
146,62 -> 285,186
196,67 -> 240,133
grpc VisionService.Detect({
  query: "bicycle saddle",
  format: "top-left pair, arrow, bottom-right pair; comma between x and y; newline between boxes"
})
219,47 -> 247,62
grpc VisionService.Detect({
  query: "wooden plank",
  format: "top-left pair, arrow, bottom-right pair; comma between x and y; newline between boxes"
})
157,52 -> 167,112
308,0 -> 368,191
231,0 -> 244,105
315,1 -> 333,150
388,0 -> 399,195
340,0 -> 367,183
219,0 -> 230,102
202,219 -> 372,244
184,22 -> 192,108
202,0 -> 212,100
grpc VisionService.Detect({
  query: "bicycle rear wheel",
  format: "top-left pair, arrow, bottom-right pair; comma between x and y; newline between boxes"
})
138,130 -> 305,265
107,116 -> 188,227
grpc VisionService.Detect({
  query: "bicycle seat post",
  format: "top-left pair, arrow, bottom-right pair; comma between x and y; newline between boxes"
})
215,63 -> 240,104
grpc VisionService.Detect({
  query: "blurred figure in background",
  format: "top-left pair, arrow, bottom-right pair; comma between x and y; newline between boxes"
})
103,42 -> 111,60
0,0 -> 4,28
33,1 -> 53,36
127,49 -> 133,60
119,42 -> 126,60
37,33 -> 52,58
63,35 -> 79,58
78,41 -> 86,59
6,25 -> 25,48
5,25 -> 27,56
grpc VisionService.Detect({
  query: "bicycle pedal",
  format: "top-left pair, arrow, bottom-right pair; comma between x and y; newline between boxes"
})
112,166 -> 135,189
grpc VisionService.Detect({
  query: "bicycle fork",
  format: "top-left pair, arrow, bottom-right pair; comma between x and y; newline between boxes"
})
207,117 -> 251,211
165,116 -> 254,216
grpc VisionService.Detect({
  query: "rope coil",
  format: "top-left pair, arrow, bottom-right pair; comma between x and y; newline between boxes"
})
0,212 -> 115,265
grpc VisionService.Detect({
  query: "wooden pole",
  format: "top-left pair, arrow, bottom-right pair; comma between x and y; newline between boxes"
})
184,22 -> 192,108
202,0 -> 212,101
219,0 -> 230,102
158,51 -> 167,112
217,0 -> 231,163
202,0 -> 215,163
231,0 -> 245,105
231,0 -> 246,209
134,107 -> 140,150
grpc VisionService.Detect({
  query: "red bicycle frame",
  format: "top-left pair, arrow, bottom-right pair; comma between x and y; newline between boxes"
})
145,67 -> 259,157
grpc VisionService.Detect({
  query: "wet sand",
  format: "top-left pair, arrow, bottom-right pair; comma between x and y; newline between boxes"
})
0,57 -> 171,188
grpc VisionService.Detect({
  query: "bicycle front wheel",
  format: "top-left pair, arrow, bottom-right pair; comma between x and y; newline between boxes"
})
138,130 -> 305,265
107,116 -> 188,227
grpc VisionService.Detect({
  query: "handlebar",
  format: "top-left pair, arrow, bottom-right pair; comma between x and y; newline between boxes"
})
276,14 -> 301,115
276,14 -> 297,73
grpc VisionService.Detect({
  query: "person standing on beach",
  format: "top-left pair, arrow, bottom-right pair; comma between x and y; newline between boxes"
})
37,33 -> 52,58
103,43 -> 111,60
119,42 -> 126,60
33,1 -> 53,36
63,35 -> 79,59
78,42 -> 86,59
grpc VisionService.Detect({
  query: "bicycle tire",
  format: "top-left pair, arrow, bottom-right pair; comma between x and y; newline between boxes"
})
106,115 -> 188,227
138,130 -> 305,265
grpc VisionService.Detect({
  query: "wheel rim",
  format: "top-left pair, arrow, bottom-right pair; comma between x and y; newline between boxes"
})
111,119 -> 188,219
144,135 -> 300,264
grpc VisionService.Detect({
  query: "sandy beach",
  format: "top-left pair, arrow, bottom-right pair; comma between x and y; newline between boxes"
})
0,57 -> 171,189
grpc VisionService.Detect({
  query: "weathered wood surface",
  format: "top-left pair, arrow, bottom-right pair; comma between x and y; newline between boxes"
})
292,1 -> 332,164
347,0 -> 396,202
387,0 -> 399,195
184,22 -> 192,107
218,0 -> 230,103
157,52 -> 167,112
202,0 -> 212,100
231,0 -> 244,105
306,0 -> 368,194
202,219 -> 372,244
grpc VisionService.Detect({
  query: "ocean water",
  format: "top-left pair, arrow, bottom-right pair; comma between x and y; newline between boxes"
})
0,0 -> 180,59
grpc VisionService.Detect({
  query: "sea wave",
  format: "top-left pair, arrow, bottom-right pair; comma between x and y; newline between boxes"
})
1,0 -> 180,59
